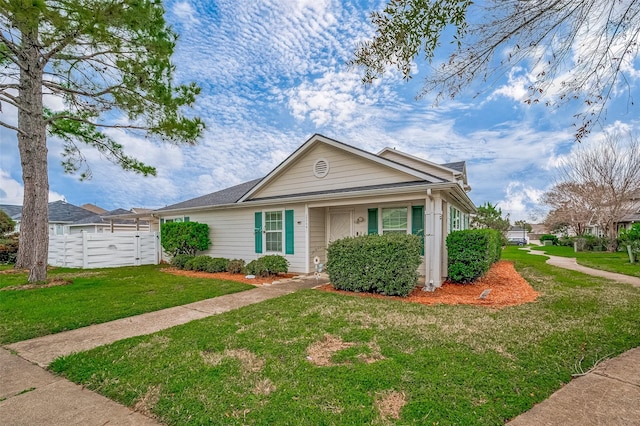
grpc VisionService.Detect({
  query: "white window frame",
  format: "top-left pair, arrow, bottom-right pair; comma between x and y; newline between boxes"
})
381,206 -> 409,234
264,210 -> 284,253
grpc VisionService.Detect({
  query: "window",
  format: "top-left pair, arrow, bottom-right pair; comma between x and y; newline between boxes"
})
264,210 -> 283,252
382,207 -> 408,234
449,206 -> 465,232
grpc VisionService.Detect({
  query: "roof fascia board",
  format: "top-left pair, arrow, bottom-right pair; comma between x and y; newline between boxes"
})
238,134 -> 445,202
378,147 -> 462,175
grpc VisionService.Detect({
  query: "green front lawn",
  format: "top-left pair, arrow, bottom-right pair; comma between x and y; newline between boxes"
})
0,265 -> 252,344
530,245 -> 640,278
51,248 -> 640,425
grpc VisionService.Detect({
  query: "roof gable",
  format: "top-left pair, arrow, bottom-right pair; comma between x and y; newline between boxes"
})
242,134 -> 445,201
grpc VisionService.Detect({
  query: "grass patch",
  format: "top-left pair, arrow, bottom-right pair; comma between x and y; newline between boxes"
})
50,247 -> 640,425
530,245 -> 640,278
0,264 -> 252,344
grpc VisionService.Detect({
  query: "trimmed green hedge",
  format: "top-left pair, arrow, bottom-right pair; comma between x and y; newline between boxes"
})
447,229 -> 502,283
326,233 -> 422,297
540,234 -> 559,245
246,255 -> 289,277
161,222 -> 211,256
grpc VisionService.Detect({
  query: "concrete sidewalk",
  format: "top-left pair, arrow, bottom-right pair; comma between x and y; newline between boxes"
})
1,275 -> 326,425
524,248 -> 640,287
508,346 -> 640,425
506,247 -> 640,425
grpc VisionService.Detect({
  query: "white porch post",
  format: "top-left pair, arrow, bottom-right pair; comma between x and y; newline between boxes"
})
425,192 -> 435,286
304,203 -> 310,274
432,194 -> 444,286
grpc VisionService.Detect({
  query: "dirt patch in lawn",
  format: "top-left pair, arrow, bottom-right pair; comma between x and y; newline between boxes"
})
163,268 -> 297,285
306,334 -> 386,367
375,390 -> 407,421
1,278 -> 73,291
318,260 -> 539,308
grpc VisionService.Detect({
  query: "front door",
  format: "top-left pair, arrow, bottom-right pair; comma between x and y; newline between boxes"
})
328,210 -> 353,244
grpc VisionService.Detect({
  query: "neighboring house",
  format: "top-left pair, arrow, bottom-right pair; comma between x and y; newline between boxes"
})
0,202 -> 150,235
0,200 -> 95,235
155,134 -> 476,286
66,208 -> 150,234
617,192 -> 640,232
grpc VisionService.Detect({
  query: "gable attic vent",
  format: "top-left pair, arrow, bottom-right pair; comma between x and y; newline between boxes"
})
313,158 -> 330,178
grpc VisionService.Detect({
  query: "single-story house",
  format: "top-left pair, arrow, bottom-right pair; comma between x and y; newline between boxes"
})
1,200 -> 95,235
0,202 -> 151,235
154,134 -> 475,286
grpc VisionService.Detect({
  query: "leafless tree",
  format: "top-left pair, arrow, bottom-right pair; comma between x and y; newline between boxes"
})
352,0 -> 640,140
548,132 -> 640,249
542,182 -> 596,236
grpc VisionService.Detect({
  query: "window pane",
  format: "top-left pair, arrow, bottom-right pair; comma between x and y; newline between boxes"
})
265,232 -> 282,252
265,211 -> 282,231
382,207 -> 407,233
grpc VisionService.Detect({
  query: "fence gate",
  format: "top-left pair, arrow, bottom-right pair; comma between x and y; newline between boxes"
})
48,232 -> 160,268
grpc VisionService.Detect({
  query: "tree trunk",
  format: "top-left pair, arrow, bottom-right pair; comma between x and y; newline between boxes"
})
15,27 -> 49,283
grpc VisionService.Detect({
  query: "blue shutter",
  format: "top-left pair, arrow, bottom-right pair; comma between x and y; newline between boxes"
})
285,210 -> 294,255
412,205 -> 425,255
254,212 -> 263,254
367,208 -> 378,235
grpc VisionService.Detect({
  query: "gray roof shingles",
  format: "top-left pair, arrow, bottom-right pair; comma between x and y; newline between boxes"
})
1,201 -> 95,223
156,178 -> 263,211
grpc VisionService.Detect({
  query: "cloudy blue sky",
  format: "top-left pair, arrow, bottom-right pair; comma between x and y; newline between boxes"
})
1,0 -> 639,221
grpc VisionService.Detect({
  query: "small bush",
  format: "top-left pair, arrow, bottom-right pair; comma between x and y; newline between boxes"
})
227,259 -> 246,274
540,234 -> 559,245
326,233 -> 422,297
170,254 -> 194,269
447,229 -> 502,284
246,255 -> 289,277
205,257 -> 229,273
0,235 -> 19,264
184,255 -> 214,272
558,236 -> 574,247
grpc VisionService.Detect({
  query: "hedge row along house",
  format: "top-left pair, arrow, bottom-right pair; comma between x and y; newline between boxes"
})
151,134 -> 475,286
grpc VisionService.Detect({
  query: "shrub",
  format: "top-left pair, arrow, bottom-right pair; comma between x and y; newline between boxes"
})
558,236 -> 574,247
170,254 -> 194,269
246,255 -> 289,277
184,255 -> 214,272
540,234 -> 559,245
205,257 -> 229,273
447,229 -> 502,284
0,235 -> 19,264
161,222 -> 211,256
326,233 -> 422,297
227,259 -> 246,274
619,223 -> 640,261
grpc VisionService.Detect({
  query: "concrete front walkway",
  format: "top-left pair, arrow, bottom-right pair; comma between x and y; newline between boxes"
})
1,275 -> 326,425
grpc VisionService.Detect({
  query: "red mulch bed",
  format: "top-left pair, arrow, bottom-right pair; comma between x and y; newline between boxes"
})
162,268 -> 297,285
318,260 -> 539,308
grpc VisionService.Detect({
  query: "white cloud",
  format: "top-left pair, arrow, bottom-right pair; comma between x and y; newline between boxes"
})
0,169 -> 66,205
171,1 -> 200,27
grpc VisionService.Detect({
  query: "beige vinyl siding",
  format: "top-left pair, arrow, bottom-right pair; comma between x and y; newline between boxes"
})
308,207 -> 326,271
160,204 -> 308,273
252,143 -> 420,199
378,150 -> 455,182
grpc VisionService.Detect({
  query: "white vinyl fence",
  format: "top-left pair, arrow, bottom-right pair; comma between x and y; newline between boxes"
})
48,231 -> 160,268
